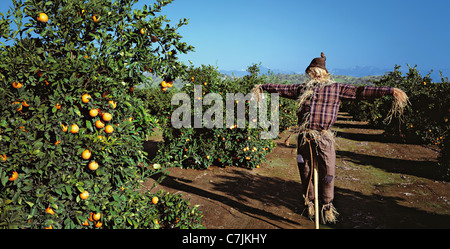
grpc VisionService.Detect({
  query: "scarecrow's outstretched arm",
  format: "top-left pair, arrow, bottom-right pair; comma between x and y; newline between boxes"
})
339,83 -> 409,122
251,83 -> 302,101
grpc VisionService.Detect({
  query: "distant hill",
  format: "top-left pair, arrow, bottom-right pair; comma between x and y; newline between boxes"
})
219,65 -> 388,78
328,66 -> 391,77
219,65 -> 449,82
140,65 -> 448,89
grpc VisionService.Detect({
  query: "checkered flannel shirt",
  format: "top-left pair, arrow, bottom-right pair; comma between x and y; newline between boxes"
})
261,83 -> 394,131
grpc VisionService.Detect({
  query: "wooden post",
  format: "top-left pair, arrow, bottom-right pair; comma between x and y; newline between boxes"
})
314,161 -> 319,229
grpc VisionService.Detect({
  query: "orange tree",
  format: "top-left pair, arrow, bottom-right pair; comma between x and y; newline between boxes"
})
341,65 -> 450,180
152,64 -> 277,169
0,0 -> 203,229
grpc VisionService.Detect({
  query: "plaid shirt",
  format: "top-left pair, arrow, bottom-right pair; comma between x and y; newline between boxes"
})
261,83 -> 394,131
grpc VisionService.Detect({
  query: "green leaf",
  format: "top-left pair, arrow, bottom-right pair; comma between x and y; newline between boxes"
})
65,185 -> 72,196
86,120 -> 92,132
74,107 -> 81,117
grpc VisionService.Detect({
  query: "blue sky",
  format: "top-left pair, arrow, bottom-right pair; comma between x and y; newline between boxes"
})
2,0 -> 449,75
157,0 -> 450,74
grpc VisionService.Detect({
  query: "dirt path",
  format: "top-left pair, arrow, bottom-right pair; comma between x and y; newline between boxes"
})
143,113 -> 450,229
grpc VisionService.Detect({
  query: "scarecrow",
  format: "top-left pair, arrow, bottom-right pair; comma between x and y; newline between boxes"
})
252,52 -> 409,227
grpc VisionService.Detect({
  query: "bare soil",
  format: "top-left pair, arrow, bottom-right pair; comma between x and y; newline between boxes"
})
143,113 -> 450,229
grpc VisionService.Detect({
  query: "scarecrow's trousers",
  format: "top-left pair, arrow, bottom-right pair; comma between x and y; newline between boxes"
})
296,132 -> 336,204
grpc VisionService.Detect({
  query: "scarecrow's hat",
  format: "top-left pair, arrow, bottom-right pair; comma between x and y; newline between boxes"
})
306,52 -> 328,74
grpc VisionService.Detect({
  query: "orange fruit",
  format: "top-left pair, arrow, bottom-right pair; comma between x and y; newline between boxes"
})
46,207 -> 55,215
55,103 -> 61,109
108,100 -> 117,109
167,82 -> 173,88
35,70 -> 43,77
140,28 -> 146,35
37,13 -> 48,23
88,161 -> 99,171
88,212 -> 94,222
102,113 -> 112,122
93,213 -> 101,221
54,140 -> 60,146
97,108 -> 104,117
151,196 -> 159,204
89,109 -> 98,117
92,14 -> 100,23
105,125 -> 113,134
81,220 -> 90,226
161,81 -> 168,88
81,149 -> 91,160
95,221 -> 103,228
95,120 -> 105,129
8,171 -> 18,181
1,154 -> 7,162
61,123 -> 69,132
12,81 -> 23,88
161,87 -> 167,92
70,124 -> 79,134
12,102 -> 23,111
21,100 -> 30,107
45,225 -> 53,229
82,93 -> 91,103
80,191 -> 89,200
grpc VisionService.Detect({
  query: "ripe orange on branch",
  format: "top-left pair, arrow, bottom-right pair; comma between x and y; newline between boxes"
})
81,149 -> 91,160
102,113 -> 112,122
88,161 -> 99,171
108,100 -> 117,109
92,14 -> 100,23
95,120 -> 105,129
61,123 -> 69,132
8,171 -> 18,181
105,125 -> 114,134
93,213 -> 101,221
89,109 -> 99,117
21,100 -> 30,107
12,81 -> 23,88
46,207 -> 55,215
70,124 -> 79,134
80,191 -> 89,200
82,94 -> 91,103
37,13 -> 48,23
12,102 -> 23,111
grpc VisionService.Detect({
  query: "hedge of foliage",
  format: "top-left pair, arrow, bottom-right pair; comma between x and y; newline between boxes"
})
341,65 -> 450,180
